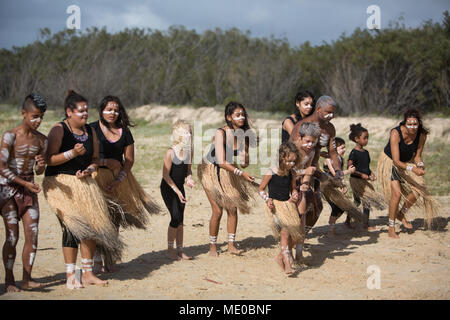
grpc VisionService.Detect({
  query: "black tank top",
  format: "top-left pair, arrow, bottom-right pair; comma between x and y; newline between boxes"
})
45,122 -> 94,176
161,150 -> 189,188
206,128 -> 241,165
281,116 -> 298,143
384,126 -> 420,162
268,171 -> 292,201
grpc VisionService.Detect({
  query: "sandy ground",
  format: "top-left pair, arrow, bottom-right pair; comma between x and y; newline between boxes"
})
0,105 -> 449,300
0,181 -> 449,300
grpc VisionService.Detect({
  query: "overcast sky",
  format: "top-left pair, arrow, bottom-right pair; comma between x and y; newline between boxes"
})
0,0 -> 448,49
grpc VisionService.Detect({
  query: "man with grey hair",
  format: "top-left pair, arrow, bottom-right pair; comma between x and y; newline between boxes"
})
290,95 -> 342,178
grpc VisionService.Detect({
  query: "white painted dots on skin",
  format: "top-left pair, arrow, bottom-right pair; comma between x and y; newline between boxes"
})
2,132 -> 15,146
30,222 -> 38,235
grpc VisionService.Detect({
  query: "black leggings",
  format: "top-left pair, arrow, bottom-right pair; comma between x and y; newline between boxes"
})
160,181 -> 185,228
57,216 -> 80,248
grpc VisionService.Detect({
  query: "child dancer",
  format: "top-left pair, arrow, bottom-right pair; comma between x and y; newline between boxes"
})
198,101 -> 257,257
160,120 -> 194,260
324,137 -> 356,235
348,124 -> 386,231
290,122 -> 321,262
259,142 -> 301,274
1,93 -> 47,292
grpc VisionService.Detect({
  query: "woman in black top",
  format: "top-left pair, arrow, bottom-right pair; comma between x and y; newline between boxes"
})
44,90 -> 114,289
377,109 -> 437,239
259,142 -> 301,274
197,102 -> 257,257
160,120 -> 194,260
90,96 -> 160,271
281,90 -> 315,143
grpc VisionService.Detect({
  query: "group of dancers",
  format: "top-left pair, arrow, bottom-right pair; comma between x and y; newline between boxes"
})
0,90 -> 440,291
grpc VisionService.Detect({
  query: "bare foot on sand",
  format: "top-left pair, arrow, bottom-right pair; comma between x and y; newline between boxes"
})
400,218 -> 413,229
167,248 -> 181,260
177,250 -> 192,260
388,227 -> 400,239
82,272 -> 108,286
282,253 -> 295,274
5,282 -> 20,293
21,279 -> 44,290
275,253 -> 284,272
227,244 -> 244,255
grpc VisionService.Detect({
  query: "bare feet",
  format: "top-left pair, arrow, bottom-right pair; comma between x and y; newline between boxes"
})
177,250 -> 192,260
167,248 -> 181,260
282,252 -> 295,274
388,227 -> 400,239
227,244 -> 244,255
5,283 -> 20,293
21,279 -> 44,290
400,218 -> 413,229
81,272 -> 108,286
275,253 -> 284,272
209,244 -> 219,257
365,225 -> 377,232
66,273 -> 84,290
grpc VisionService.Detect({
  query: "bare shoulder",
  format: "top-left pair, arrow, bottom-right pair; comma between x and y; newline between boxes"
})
325,122 -> 336,136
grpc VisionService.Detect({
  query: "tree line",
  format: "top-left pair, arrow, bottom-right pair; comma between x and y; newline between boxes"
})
0,11 -> 448,115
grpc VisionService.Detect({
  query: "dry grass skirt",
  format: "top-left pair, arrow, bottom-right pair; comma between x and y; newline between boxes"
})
43,174 -> 125,265
377,152 -> 440,228
197,161 -> 257,214
349,176 -> 387,210
93,168 -> 161,229
264,199 -> 304,242
317,172 -> 368,225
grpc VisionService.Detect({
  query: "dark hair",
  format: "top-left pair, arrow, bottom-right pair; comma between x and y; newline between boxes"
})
349,123 -> 368,142
335,137 -> 345,147
399,109 -> 429,135
23,92 -> 47,113
224,101 -> 250,131
98,95 -> 135,131
278,141 -> 301,176
64,90 -> 87,118
294,90 -> 315,119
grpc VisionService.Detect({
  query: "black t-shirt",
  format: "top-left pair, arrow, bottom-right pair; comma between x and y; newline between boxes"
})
348,148 -> 371,179
89,121 -> 134,163
268,171 -> 292,201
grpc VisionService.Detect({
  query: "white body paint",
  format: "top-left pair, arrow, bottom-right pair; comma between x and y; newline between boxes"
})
29,252 -> 36,266
30,118 -> 40,123
324,113 -> 333,119
2,132 -> 15,146
8,229 -> 17,246
75,112 -> 88,117
28,206 -> 39,220
1,148 -> 9,163
30,222 -> 38,234
406,125 -> 418,129
319,133 -> 330,147
232,116 -> 246,121
5,211 -> 18,225
103,110 -> 119,116
6,258 -> 14,270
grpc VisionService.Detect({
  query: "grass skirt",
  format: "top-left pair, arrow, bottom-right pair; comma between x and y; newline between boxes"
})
377,152 -> 440,228
264,199 -> 304,242
43,174 -> 125,265
317,172 -> 368,224
93,168 -> 161,229
197,161 -> 257,214
349,176 -> 387,210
